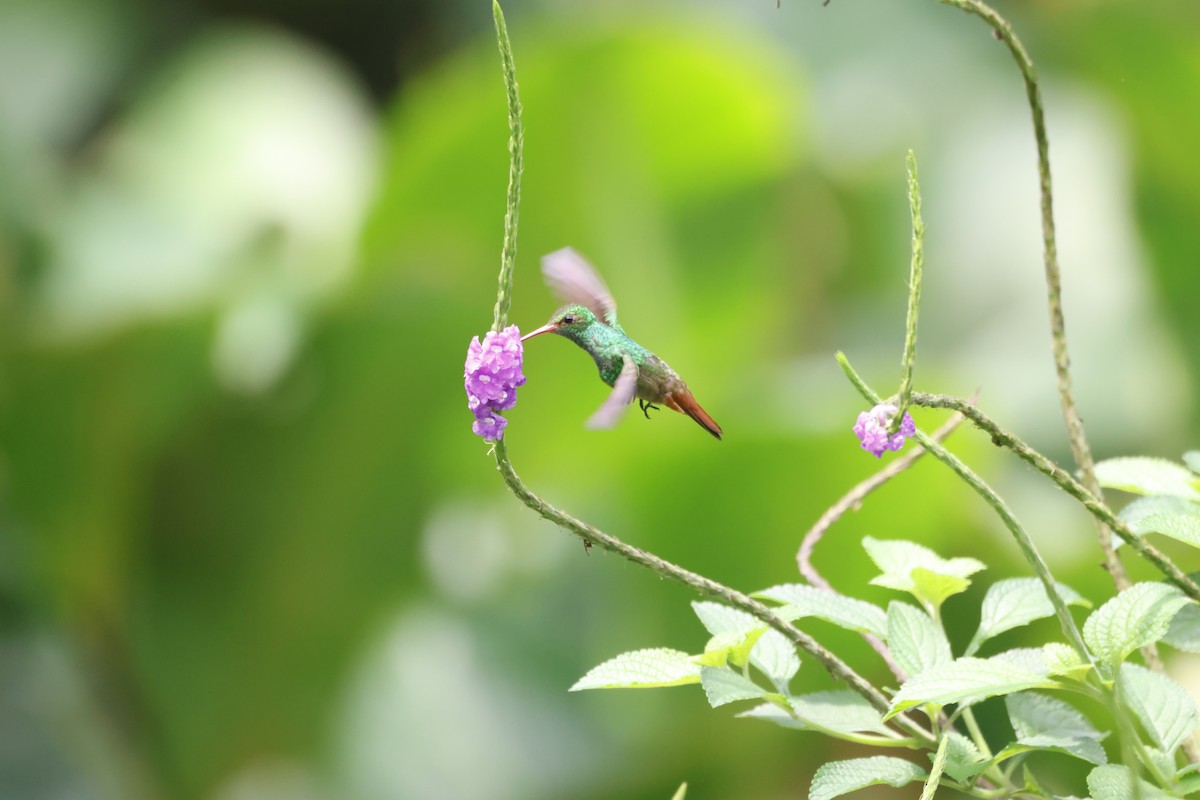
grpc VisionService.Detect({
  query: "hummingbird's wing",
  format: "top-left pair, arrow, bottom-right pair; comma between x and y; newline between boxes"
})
541,247 -> 619,327
585,354 -> 638,430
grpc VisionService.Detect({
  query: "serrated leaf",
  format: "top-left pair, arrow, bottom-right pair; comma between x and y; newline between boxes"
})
571,648 -> 702,690
1087,765 -> 1174,800
887,601 -> 952,678
1175,774 -> 1200,796
739,690 -> 890,736
1043,642 -> 1091,678
1165,603 -> 1200,653
1120,663 -> 1198,754
691,602 -> 799,686
756,583 -> 888,639
1120,495 -> 1200,524
793,690 -> 890,735
1082,582 -> 1191,664
692,600 -> 759,636
971,578 -> 1090,652
1185,451 -> 1200,475
939,730 -> 989,782
997,736 -> 1107,766
1117,496 -> 1200,550
1007,691 -> 1103,741
699,666 -> 774,708
739,701 -> 808,731
911,567 -> 971,609
990,647 -> 1050,676
1095,457 -> 1200,500
809,757 -> 926,800
864,537 -> 986,594
695,628 -> 766,668
887,657 -> 1057,717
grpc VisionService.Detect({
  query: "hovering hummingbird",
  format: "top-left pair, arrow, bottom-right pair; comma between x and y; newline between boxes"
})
521,248 -> 723,440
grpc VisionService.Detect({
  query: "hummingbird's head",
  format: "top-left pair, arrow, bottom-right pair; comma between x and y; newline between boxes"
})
521,304 -> 596,342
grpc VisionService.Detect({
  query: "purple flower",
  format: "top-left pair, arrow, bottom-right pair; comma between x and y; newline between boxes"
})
465,325 -> 526,441
853,403 -> 916,457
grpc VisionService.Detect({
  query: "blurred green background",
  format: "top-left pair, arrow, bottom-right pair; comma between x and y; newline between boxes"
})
1,0 -> 1199,797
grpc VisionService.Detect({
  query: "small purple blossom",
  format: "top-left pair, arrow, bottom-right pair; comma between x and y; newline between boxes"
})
465,325 -> 526,441
853,403 -> 916,458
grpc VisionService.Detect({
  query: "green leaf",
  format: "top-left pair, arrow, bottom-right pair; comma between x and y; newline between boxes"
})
1164,602 -> 1200,653
691,602 -> 799,686
1043,642 -> 1092,678
1082,582 -> 1191,664
910,567 -> 971,610
669,783 -> 687,800
791,690 -> 889,735
571,648 -> 702,690
1117,495 -> 1200,550
1007,691 -> 1103,740
740,690 -> 890,736
938,731 -> 989,782
756,583 -> 888,639
699,666 -> 777,708
886,601 -> 952,678
1120,663 -> 1198,754
1087,765 -> 1175,800
1004,691 -> 1106,765
694,628 -> 766,668
990,647 -> 1051,676
1095,457 -> 1200,500
1185,451 -> 1200,475
971,578 -> 1090,652
1175,774 -> 1200,796
887,657 -> 1057,718
996,737 -> 1107,767
863,537 -> 986,595
809,757 -> 926,800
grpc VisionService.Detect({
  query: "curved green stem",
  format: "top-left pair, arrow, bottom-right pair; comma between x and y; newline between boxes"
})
908,392 -> 1200,602
483,4 -> 932,747
490,0 -> 523,332
838,354 -> 1090,660
892,149 -> 924,433
934,0 -> 1127,595
493,440 -> 934,744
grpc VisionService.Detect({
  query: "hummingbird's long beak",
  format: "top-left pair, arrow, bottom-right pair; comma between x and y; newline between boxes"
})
521,323 -> 557,341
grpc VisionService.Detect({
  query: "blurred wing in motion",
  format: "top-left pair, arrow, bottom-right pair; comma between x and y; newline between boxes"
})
585,355 -> 638,430
542,247 -> 619,327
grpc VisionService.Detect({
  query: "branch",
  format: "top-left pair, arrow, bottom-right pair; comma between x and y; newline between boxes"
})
799,410 -> 967,681
934,0 -> 1129,601
908,392 -> 1200,602
494,441 -> 935,745
839,354 -> 1092,660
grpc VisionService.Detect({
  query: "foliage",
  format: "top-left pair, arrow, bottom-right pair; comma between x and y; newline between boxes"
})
481,2 -> 1200,798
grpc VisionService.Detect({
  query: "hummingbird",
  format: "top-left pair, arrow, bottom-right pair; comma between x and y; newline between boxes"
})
521,248 -> 723,440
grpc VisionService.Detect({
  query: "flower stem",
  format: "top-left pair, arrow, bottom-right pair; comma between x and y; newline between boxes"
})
838,353 -> 1091,660
892,149 -> 924,433
493,441 -> 934,745
491,0 -> 523,333
934,0 -> 1129,601
908,392 -> 1200,602
920,734 -> 951,800
799,409 -> 966,682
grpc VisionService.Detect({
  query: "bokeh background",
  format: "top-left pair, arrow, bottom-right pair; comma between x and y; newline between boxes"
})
1,0 -> 1199,797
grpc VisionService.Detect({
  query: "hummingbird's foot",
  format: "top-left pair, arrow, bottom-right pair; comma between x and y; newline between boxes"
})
639,400 -> 661,419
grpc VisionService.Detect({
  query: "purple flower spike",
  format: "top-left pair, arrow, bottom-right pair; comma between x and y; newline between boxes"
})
853,403 -> 916,458
465,325 -> 526,441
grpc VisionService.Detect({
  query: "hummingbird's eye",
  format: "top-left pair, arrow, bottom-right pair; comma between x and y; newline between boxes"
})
562,315 -> 575,325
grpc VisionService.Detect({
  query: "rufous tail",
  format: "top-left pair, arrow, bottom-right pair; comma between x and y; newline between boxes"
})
665,390 -> 723,440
